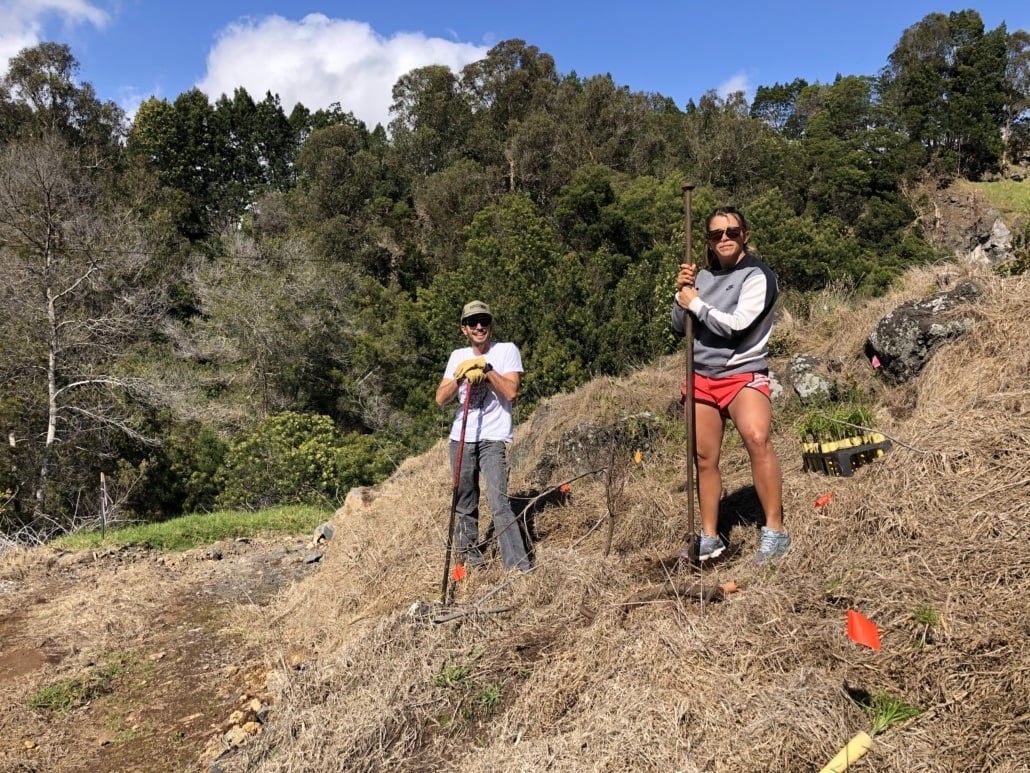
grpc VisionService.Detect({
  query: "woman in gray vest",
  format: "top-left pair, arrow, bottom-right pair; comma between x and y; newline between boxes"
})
671,206 -> 790,566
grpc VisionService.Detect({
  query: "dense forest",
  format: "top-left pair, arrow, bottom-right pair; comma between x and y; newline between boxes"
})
1,9 -> 1027,537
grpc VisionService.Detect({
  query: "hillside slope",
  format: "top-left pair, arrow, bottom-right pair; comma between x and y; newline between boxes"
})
0,264 -> 1025,772
223,265 -> 1029,771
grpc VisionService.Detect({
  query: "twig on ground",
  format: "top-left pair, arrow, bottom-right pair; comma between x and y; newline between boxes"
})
620,579 -> 739,611
432,605 -> 514,623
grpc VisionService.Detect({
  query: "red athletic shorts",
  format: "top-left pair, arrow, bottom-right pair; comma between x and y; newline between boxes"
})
681,371 -> 771,417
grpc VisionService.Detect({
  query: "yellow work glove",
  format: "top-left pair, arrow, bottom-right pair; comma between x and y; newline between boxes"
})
464,367 -> 487,385
453,356 -> 486,381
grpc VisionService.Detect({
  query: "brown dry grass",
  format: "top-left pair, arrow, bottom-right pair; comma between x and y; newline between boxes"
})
226,266 -> 1030,771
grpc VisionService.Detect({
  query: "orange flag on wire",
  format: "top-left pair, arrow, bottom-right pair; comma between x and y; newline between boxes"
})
847,609 -> 881,651
814,493 -> 834,508
451,563 -> 466,582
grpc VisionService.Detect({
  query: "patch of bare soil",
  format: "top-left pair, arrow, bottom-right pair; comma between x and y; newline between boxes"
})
0,534 -> 323,772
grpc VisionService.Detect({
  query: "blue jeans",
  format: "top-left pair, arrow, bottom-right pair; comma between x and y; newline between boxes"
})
449,440 -> 531,571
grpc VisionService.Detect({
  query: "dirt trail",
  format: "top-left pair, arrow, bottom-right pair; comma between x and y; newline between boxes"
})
0,535 -> 321,772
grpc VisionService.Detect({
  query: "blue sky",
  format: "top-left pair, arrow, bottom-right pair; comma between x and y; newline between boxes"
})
2,1 -> 1027,129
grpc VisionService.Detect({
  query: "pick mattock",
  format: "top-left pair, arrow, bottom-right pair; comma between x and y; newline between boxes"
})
441,381 -> 474,603
681,183 -> 699,564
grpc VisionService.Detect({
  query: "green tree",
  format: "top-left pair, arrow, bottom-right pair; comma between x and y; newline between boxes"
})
882,10 -> 1008,178
751,77 -> 810,139
1003,30 -> 1030,165
413,159 -> 500,264
682,91 -> 771,200
460,40 -> 560,169
797,76 -> 879,223
125,90 -> 230,240
292,121 -> 388,277
1,42 -> 124,152
388,65 -> 472,178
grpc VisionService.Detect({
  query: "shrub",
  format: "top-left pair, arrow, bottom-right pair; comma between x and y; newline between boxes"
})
215,412 -> 396,510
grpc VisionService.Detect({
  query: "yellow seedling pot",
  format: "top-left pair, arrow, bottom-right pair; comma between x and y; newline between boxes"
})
819,731 -> 873,772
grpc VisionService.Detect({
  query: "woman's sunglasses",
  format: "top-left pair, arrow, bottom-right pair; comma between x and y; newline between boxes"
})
707,226 -> 744,242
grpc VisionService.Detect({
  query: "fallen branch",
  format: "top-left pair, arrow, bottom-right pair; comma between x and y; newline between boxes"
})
432,605 -> 514,624
621,580 -> 739,610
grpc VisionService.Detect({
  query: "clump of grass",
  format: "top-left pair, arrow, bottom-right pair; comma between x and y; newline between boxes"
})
912,604 -> 939,627
475,685 -> 502,711
28,652 -> 136,713
912,604 -> 942,646
432,663 -> 473,688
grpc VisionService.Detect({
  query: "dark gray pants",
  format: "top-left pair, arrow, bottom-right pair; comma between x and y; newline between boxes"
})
449,440 -> 530,571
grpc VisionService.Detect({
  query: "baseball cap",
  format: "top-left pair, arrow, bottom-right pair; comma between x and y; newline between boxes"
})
460,300 -> 493,323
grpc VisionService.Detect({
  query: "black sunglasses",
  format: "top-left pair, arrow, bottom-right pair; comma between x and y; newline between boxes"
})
462,316 -> 492,329
707,226 -> 744,242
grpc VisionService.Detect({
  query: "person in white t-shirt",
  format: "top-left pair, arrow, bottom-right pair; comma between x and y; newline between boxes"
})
435,300 -> 531,571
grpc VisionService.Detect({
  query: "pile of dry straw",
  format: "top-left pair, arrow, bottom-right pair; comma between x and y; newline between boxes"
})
230,266 -> 1029,772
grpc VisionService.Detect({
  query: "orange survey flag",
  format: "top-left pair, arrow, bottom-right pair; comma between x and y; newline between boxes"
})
814,493 -> 834,508
847,609 -> 881,651
451,563 -> 467,582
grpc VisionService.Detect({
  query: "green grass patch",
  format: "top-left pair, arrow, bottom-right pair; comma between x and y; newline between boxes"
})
54,505 -> 329,551
965,179 -> 1030,224
28,651 -> 137,713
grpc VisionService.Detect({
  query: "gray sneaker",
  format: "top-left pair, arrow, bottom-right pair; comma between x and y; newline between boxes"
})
695,533 -> 726,562
754,527 -> 791,565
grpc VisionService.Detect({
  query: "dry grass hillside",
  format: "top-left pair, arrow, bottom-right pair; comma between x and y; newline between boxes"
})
216,264 -> 1029,772
0,263 -> 1025,772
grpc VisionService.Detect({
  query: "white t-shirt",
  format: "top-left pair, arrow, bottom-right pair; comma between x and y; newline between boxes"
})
444,342 -> 523,443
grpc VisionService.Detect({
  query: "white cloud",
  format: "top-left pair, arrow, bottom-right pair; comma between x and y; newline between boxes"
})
196,13 -> 488,130
0,0 -> 108,74
717,72 -> 751,100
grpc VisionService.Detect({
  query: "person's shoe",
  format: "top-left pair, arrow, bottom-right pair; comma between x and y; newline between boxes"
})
675,531 -> 725,564
754,527 -> 791,566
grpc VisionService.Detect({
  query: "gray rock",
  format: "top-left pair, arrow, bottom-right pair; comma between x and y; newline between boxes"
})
313,522 -> 334,543
407,600 -> 433,621
865,280 -> 983,384
966,217 -> 1013,267
788,354 -> 831,403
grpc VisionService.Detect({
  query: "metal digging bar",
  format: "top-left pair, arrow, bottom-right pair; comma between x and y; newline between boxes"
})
682,183 -> 698,564
441,382 -> 474,603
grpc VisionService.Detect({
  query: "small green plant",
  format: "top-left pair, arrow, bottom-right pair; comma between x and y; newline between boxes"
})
912,604 -> 941,646
474,685 -> 502,711
911,604 -> 939,627
432,663 -> 472,688
29,675 -> 111,712
865,691 -> 924,735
